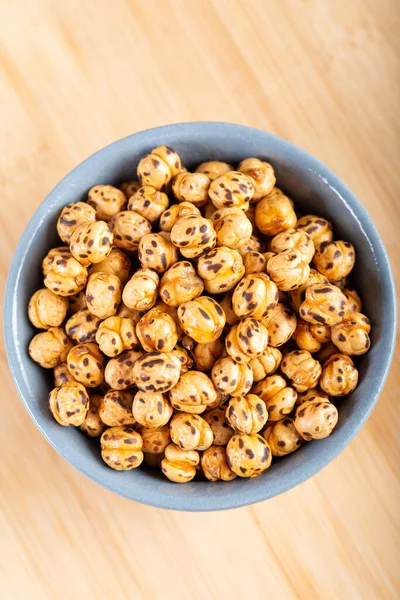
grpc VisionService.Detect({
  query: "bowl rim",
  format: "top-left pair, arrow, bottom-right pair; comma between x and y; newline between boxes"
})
4,122 -> 397,511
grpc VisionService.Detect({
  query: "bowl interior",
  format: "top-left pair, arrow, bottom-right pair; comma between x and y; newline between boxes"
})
5,123 -> 396,510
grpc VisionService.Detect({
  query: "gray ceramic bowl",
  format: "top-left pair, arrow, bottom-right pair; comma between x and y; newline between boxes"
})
4,123 -> 396,511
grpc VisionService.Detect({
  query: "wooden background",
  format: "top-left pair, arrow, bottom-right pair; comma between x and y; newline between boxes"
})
0,1 -> 399,598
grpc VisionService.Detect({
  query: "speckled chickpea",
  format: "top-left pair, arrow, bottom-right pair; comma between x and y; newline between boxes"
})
79,393 -> 106,437
152,300 -> 184,339
65,309 -> 101,343
127,185 -> 169,222
109,210 -> 151,252
96,316 -> 139,357
295,387 -> 330,407
314,240 -> 356,282
232,272 -> 279,320
238,157 -> 276,201
211,357 -> 253,397
29,327 -> 73,369
255,188 -> 297,235
299,282 -> 347,326
320,353 -> 359,396
89,249 -> 131,286
249,346 -> 282,382
104,349 -> 143,390
161,443 -> 200,483
343,287 -> 363,315
68,291 -> 87,314
253,375 -> 297,421
87,185 -> 126,221
292,317 -> 331,353
136,308 -> 178,352
70,221 -> 113,267
133,351 -> 181,393
197,247 -> 245,294
137,146 -> 181,190
54,362 -> 76,386
177,296 -> 225,344
226,318 -> 269,363
132,390 -> 173,428
190,338 -> 224,372
86,273 -> 122,319
170,412 -> 214,451
209,171 -> 255,210
28,288 -> 68,329
295,399 -> 338,440
170,214 -> 216,258
57,202 -> 97,243
100,426 -> 143,470
226,394 -> 268,434
219,290 -> 240,326
203,407 -> 234,445
226,433 -> 272,478
43,247 -> 88,296
98,390 -> 135,427
159,201 -> 201,232
120,180 -> 141,199
195,160 -> 233,181
271,229 -> 314,264
159,261 -> 203,307
237,235 -> 265,257
67,342 -> 104,388
169,370 -> 217,414
122,268 -> 159,311
288,268 -> 329,312
263,418 -> 303,456
296,214 -> 333,246
48,381 -> 89,427
331,312 -> 371,356
261,303 -> 297,347
138,232 -> 178,273
138,424 -> 171,454
242,251 -> 266,275
266,250 -> 310,292
201,446 -> 237,481
170,345 -> 193,374
172,172 -> 211,207
211,207 -> 252,250
281,350 -> 322,392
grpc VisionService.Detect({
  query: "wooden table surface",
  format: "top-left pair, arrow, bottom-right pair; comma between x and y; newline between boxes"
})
1,1 -> 399,598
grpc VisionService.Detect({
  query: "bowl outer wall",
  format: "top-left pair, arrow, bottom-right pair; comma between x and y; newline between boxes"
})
4,122 -> 397,511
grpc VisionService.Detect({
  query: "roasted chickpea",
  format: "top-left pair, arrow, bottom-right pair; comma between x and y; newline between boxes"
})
68,291 -> 87,314
170,412 -> 214,451
172,172 -> 211,207
220,290 -> 240,326
177,296 -> 225,344
209,171 -> 255,210
120,180 -> 141,199
89,249 -> 131,286
255,188 -> 297,235
159,261 -> 203,307
343,287 -> 363,315
67,342 -> 104,388
232,273 -> 279,320
263,418 -> 303,456
295,399 -> 338,440
211,207 -> 252,249
195,161 -> 233,181
320,353 -> 359,396
136,308 -> 178,352
65,309 -> 102,343
132,390 -> 173,428
109,210 -> 151,252
270,229 -> 314,264
261,303 -> 297,347
203,407 -> 234,445
197,247 -> 245,294
86,273 -> 122,319
79,393 -> 106,437
296,214 -> 333,246
226,434 -> 272,478
96,316 -> 139,357
295,387 -> 330,407
238,158 -> 276,201
226,318 -> 269,363
159,202 -> 201,232
127,185 -> 169,222
28,288 -> 68,329
98,390 -> 136,427
43,247 -> 88,296
226,394 -> 268,434
242,251 -> 266,275
48,381 -> 89,427
57,202 -> 96,243
316,341 -> 340,364
137,145 -> 181,190
132,351 -> 181,393
331,312 -> 371,355
54,362 -> 76,386
314,240 -> 355,282
87,185 -> 126,221
288,269 -> 329,312
138,232 -> 178,273
211,357 -> 253,397
138,424 -> 171,454
299,283 -> 347,326
29,327 -> 73,369
253,375 -> 297,421
152,300 -> 184,340
100,426 -> 143,470
266,250 -> 310,291
201,446 -> 237,481
170,214 -> 216,258
122,268 -> 159,311
170,345 -> 193,374
69,221 -> 113,266
237,235 -> 265,256
292,318 -> 331,353
161,444 -> 199,483
169,370 -> 217,414
104,349 -> 144,390
190,338 -> 224,372
249,346 -> 282,382
281,350 -> 322,392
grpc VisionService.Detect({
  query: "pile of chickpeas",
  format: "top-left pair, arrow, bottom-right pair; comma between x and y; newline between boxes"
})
28,146 -> 371,483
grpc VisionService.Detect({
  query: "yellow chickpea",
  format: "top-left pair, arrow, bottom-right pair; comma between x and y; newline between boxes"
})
249,346 -> 282,382
54,362 -> 76,386
252,375 -> 297,421
189,338 -> 225,372
292,318 -> 331,353
296,214 -> 333,246
170,412 -> 214,451
294,399 -> 338,440
225,318 -> 269,363
237,235 -> 265,257
48,381 -> 89,427
314,240 -> 356,282
29,327 -> 73,369
172,172 -> 211,207
132,390 -> 173,428
299,283 -> 347,327
98,390 -> 136,427
232,273 -> 279,320
201,446 -> 237,481
211,357 -> 253,397
137,146 -> 182,190
197,246 -> 245,294
266,250 -> 310,291
203,407 -> 234,445
288,268 -> 329,312
226,434 -> 272,478
161,444 -> 200,483
120,180 -> 141,199
195,161 -> 233,181
122,268 -> 159,311
109,211 -> 151,252
170,214 -> 216,259
159,261 -> 204,307
96,316 -> 139,357
261,303 -> 297,347
226,394 -> 268,434
86,273 -> 122,319
331,312 -> 371,355
70,221 -> 113,266
220,290 -> 240,326
28,288 -> 69,329
87,185 -> 127,221
319,353 -> 359,396
127,185 -> 169,222
42,247 -> 88,296
238,157 -> 276,201
138,232 -> 178,273
211,206 -> 253,250
280,350 -> 322,393
100,426 -> 143,470
209,172 -> 255,210
263,418 -> 303,456
255,188 -> 297,235
89,248 -> 131,286
242,251 -> 266,275
169,370 -> 218,414
67,342 -> 105,388
132,351 -> 182,393
177,296 -> 226,344
138,424 -> 171,454
159,202 -> 201,232
57,202 -> 96,243
136,308 -> 178,352
270,229 -> 314,264
79,393 -> 106,437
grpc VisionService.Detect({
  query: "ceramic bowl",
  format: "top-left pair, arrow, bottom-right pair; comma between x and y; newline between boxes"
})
4,123 -> 396,511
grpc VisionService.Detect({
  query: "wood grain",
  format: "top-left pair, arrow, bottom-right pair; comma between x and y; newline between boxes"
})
0,1 -> 399,598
